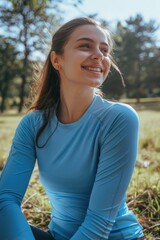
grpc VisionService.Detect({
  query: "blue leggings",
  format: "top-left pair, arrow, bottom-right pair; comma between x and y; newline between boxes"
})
30,225 -> 145,240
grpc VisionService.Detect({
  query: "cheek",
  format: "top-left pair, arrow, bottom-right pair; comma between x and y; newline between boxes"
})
64,53 -> 83,69
106,56 -> 111,68
103,57 -> 111,76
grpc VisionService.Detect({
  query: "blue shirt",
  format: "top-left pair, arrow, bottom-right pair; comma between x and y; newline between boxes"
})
0,95 -> 143,239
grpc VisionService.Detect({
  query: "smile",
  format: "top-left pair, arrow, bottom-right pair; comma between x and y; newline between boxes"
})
82,66 -> 102,73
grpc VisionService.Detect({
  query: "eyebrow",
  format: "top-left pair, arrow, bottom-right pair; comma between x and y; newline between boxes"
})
76,37 -> 109,47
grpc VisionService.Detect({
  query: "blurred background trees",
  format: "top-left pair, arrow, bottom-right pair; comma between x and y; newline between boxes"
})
102,14 -> 160,101
0,0 -> 63,112
0,37 -> 19,112
0,0 -> 160,112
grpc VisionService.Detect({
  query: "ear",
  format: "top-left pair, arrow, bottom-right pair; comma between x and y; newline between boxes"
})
50,51 -> 61,70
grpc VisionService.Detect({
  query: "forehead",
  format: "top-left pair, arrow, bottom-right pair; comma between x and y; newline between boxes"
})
68,24 -> 109,44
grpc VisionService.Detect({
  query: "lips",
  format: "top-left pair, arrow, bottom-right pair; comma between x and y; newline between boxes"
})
82,66 -> 103,73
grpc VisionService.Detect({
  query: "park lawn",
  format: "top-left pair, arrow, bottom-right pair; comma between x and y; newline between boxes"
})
0,113 -> 23,169
0,104 -> 160,239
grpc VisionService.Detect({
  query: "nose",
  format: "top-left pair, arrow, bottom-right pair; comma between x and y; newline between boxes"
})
91,48 -> 104,60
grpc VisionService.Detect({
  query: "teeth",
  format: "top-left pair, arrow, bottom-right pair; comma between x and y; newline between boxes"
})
84,67 -> 102,72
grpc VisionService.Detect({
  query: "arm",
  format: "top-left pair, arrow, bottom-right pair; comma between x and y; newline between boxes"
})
0,114 -> 37,240
71,106 -> 139,239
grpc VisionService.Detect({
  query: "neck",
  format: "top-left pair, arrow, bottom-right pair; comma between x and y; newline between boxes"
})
58,84 -> 95,124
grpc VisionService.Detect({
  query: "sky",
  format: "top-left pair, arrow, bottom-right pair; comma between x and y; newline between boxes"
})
59,0 -> 160,26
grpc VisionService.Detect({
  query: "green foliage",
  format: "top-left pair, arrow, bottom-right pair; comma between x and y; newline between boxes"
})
0,37 -> 19,112
0,0 -> 63,112
0,0 -> 84,112
102,67 -> 125,100
116,15 -> 159,99
0,4 -> 160,109
102,14 -> 160,100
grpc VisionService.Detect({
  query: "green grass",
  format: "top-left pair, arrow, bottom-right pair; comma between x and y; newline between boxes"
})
128,110 -> 160,239
0,113 -> 22,169
0,102 -> 160,239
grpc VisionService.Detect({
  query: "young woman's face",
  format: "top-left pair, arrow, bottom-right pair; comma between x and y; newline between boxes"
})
55,24 -> 111,88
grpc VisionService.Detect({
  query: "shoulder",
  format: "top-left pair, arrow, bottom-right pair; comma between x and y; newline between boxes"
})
107,100 -> 139,123
16,110 -> 44,136
92,96 -> 139,136
93,96 -> 139,122
21,110 -> 43,125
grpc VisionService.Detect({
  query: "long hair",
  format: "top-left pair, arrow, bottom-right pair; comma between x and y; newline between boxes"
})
28,17 -> 122,147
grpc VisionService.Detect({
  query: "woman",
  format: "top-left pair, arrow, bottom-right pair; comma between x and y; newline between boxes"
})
0,17 -> 145,239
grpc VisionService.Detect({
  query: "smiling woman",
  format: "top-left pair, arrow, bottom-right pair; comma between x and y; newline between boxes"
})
50,23 -> 111,104
0,17 -> 145,240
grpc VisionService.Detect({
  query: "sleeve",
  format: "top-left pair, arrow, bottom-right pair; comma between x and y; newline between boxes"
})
71,106 -> 139,239
0,114 -> 37,240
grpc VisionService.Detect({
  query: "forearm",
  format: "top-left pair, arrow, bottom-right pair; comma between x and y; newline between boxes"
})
0,204 -> 35,240
70,209 -> 114,239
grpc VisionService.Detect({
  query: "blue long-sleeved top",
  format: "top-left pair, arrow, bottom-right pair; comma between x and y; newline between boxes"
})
0,95 -> 143,239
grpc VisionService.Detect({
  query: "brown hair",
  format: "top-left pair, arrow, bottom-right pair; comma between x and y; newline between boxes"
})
28,17 -> 123,147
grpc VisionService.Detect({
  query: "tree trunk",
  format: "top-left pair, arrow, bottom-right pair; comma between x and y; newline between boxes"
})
136,62 -> 141,103
18,14 -> 28,113
18,73 -> 26,112
0,73 -> 10,112
0,93 -> 6,112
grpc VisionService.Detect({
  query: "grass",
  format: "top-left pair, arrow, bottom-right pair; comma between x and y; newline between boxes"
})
0,101 -> 160,239
127,109 -> 160,239
0,113 -> 23,170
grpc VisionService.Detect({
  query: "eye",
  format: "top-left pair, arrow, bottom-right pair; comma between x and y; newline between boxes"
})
79,43 -> 90,49
101,48 -> 109,56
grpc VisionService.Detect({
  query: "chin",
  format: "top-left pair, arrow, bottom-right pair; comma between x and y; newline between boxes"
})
86,79 -> 104,88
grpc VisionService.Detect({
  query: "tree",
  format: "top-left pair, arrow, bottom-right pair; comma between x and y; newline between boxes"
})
0,0 -> 84,112
0,37 -> 19,112
144,46 -> 160,96
102,67 -> 125,100
114,14 -> 159,101
0,0 -> 60,112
